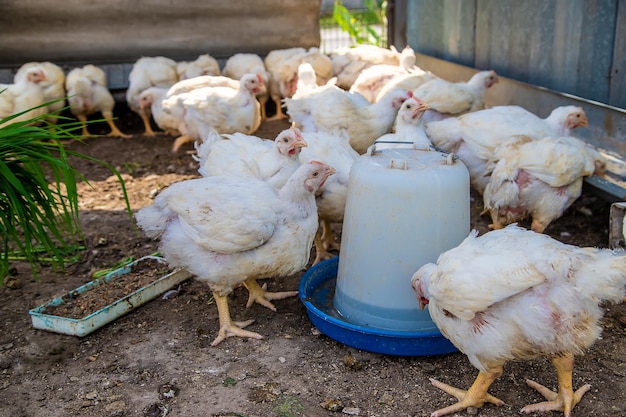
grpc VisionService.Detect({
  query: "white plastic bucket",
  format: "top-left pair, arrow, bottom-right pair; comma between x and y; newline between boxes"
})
334,146 -> 470,331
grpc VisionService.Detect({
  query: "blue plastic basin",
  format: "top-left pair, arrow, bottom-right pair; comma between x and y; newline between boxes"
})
299,257 -> 458,356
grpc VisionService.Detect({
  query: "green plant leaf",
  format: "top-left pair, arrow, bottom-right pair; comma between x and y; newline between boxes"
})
332,0 -> 387,47
0,100 -> 132,284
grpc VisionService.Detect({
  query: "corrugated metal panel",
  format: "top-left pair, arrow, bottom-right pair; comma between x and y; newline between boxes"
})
611,0 -> 626,108
406,0 -> 476,67
404,0 -> 624,109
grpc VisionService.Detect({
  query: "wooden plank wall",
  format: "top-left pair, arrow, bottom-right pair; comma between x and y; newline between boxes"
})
0,0 -> 322,87
401,0 -> 625,110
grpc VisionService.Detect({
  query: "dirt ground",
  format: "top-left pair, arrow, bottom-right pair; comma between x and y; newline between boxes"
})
1,105 -> 625,417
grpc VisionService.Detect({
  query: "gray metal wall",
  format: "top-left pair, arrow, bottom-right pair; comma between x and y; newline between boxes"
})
0,0 -> 322,87
395,0 -> 626,110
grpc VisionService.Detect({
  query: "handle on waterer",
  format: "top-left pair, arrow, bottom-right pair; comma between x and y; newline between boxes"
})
389,159 -> 408,170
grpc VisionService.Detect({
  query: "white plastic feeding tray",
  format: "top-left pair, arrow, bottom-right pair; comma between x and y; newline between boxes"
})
29,256 -> 191,337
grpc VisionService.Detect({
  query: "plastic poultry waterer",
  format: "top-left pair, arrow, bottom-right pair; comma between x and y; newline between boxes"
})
300,145 -> 470,356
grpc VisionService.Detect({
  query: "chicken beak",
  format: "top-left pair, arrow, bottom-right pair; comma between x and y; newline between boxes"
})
316,165 -> 335,189
414,102 -> 430,118
294,139 -> 308,149
578,115 -> 589,128
289,139 -> 307,155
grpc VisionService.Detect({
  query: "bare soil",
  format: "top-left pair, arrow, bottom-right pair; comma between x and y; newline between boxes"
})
0,105 -> 625,417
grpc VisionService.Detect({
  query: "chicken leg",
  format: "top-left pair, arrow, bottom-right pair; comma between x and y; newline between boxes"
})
312,219 -> 340,265
258,94 -> 269,121
429,367 -> 505,417
320,219 -> 340,252
138,107 -> 156,136
521,353 -> 591,417
102,110 -> 131,138
265,96 -> 288,121
171,135 -> 194,153
243,278 -> 298,311
312,230 -> 334,265
211,291 -> 262,346
76,114 -> 92,137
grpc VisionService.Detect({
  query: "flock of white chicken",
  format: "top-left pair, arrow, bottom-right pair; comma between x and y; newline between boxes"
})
3,44 -> 625,417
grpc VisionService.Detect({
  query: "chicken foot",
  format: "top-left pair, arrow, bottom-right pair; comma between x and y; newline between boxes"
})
428,367 -> 505,417
521,353 -> 591,417
243,278 -> 298,312
211,291 -> 262,346
102,110 -> 131,138
76,114 -> 130,139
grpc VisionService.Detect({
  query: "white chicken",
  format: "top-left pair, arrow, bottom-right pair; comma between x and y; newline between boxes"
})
137,87 -> 178,136
146,76 -> 242,137
171,73 -> 265,152
0,66 -> 48,127
165,75 -> 240,98
139,76 -> 242,137
65,64 -> 130,138
298,130 -> 360,264
373,96 -> 432,151
264,47 -> 333,120
176,53 -> 221,79
412,70 -> 499,123
264,47 -> 306,120
291,63 -> 339,100
411,224 -> 626,417
349,45 -> 425,103
222,53 -> 270,120
135,161 -> 336,346
330,44 -> 402,89
126,56 -> 179,136
14,61 -> 66,123
483,135 -> 605,233
374,70 -> 439,103
285,86 -> 410,154
194,127 -> 307,189
425,105 -> 589,194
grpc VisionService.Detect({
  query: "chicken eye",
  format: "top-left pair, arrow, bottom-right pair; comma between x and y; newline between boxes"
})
405,104 -> 412,110
313,171 -> 319,177
283,137 -> 289,143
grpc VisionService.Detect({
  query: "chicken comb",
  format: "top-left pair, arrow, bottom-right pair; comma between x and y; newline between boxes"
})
407,90 -> 413,98
290,127 -> 303,140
